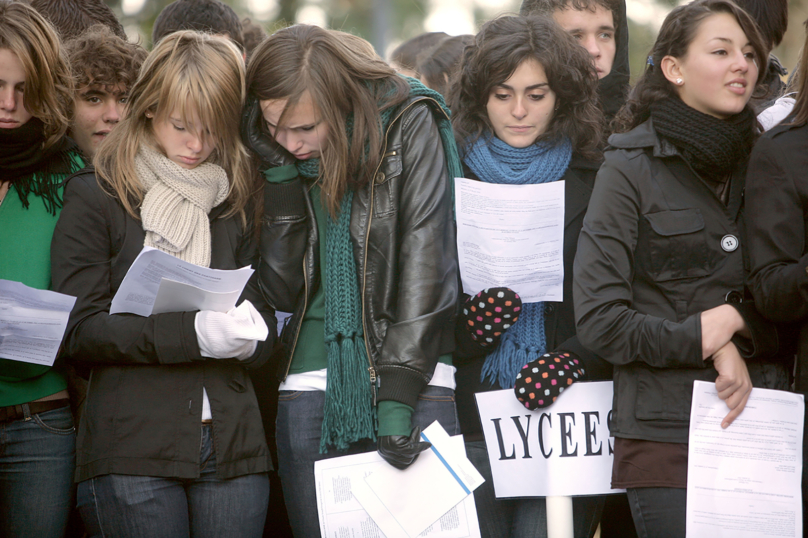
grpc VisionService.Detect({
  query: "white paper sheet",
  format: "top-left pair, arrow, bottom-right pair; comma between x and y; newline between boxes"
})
454,177 -> 565,303
352,422 -> 484,538
109,247 -> 253,316
314,434 -> 481,538
686,380 -> 804,538
475,383 -> 619,497
0,279 -> 76,366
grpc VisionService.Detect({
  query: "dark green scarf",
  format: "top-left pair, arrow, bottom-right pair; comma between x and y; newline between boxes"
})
296,77 -> 461,452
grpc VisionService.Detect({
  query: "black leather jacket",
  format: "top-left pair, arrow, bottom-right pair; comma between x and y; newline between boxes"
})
258,97 -> 458,409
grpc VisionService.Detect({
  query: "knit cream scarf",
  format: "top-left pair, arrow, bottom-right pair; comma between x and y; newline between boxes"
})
135,146 -> 230,267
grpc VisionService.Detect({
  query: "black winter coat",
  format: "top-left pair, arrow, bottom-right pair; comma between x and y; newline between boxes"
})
454,155 -> 613,439
573,119 -> 788,444
51,171 -> 275,482
257,97 -> 458,409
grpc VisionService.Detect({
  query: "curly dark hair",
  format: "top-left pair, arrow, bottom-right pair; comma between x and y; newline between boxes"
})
613,0 -> 768,133
29,0 -> 126,42
449,15 -> 602,159
520,0 -> 620,28
64,24 -> 146,92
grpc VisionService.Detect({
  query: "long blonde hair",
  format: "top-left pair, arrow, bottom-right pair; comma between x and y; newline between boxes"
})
94,31 -> 252,222
0,0 -> 73,150
246,25 -> 409,217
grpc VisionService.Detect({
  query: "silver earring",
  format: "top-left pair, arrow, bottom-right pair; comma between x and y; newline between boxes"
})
676,78 -> 683,85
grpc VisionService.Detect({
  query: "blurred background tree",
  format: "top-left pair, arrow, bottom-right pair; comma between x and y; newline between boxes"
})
105,0 -> 807,84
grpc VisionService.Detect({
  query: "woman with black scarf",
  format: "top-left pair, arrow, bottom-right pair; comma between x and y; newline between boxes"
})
0,2 -> 84,537
572,1 -> 791,536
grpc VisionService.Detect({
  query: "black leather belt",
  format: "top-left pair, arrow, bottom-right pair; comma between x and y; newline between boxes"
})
0,399 -> 70,424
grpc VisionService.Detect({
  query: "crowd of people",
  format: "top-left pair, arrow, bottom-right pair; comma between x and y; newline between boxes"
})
0,0 -> 804,537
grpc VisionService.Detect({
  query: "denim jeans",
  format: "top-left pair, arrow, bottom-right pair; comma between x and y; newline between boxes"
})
276,385 -> 460,538
77,424 -> 269,538
626,487 -> 687,538
0,405 -> 76,538
466,440 -> 604,538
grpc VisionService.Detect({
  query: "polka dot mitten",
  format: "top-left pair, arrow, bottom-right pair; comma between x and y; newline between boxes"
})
514,352 -> 586,410
461,287 -> 522,348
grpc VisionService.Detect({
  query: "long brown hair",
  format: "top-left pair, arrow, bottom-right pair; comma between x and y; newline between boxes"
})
0,0 -> 73,150
94,31 -> 252,222
449,15 -> 602,159
246,24 -> 409,217
613,0 -> 768,133
789,19 -> 808,126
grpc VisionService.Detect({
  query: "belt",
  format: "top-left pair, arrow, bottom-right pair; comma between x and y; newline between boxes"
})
0,399 -> 70,424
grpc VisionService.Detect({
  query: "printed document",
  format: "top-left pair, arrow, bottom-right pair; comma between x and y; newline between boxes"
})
109,247 -> 253,316
687,380 -> 804,538
454,178 -> 565,303
0,279 -> 76,366
314,428 -> 481,538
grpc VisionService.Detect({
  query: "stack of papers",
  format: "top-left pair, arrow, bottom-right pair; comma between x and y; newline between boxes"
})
314,422 -> 484,538
0,279 -> 76,366
109,247 -> 254,316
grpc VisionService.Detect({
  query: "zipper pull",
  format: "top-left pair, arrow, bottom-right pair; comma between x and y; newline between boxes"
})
369,366 -> 378,407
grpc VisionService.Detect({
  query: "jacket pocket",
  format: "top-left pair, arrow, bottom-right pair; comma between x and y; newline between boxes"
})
642,209 -> 712,281
634,366 -> 708,422
373,149 -> 402,218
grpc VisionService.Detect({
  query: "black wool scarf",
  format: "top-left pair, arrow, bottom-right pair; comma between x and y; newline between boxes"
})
0,118 -> 79,214
650,98 -> 756,185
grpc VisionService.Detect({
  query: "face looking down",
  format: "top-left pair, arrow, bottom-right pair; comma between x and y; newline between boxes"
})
553,4 -> 616,79
486,58 -> 557,148
0,48 -> 33,129
150,107 -> 216,170
260,91 -> 330,161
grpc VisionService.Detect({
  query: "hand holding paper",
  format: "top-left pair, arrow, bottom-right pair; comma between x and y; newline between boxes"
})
377,426 -> 432,470
195,300 -> 268,360
711,341 -> 752,428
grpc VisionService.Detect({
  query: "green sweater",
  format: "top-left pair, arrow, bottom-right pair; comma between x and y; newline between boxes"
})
0,152 -> 84,406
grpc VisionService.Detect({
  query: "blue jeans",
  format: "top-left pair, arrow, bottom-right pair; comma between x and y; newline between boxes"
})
0,404 -> 76,538
77,424 -> 269,538
276,385 -> 460,538
466,440 -> 603,538
626,487 -> 686,538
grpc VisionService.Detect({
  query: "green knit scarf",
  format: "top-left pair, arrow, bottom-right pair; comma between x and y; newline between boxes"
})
296,77 -> 461,453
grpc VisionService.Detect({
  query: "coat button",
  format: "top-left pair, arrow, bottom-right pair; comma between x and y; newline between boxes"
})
375,172 -> 386,183
721,235 -> 739,252
545,304 -> 555,314
724,291 -> 743,304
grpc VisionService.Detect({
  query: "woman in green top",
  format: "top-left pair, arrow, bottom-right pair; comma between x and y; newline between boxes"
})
0,2 -> 84,537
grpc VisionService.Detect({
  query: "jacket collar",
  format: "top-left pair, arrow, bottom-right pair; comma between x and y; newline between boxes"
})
607,118 -> 680,158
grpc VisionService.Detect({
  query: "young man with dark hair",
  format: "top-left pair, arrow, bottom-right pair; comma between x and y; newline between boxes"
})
152,0 -> 244,50
29,0 -> 126,41
521,0 -> 629,123
65,25 -> 146,159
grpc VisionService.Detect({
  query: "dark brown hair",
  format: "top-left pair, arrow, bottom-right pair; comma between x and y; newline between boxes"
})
29,0 -> 126,42
789,19 -> 808,126
732,0 -> 787,49
449,15 -> 602,159
65,24 -> 146,93
241,17 -> 267,59
520,0 -> 620,27
613,0 -> 768,133
417,34 -> 473,99
390,31 -> 448,74
152,0 -> 244,50
246,25 -> 409,217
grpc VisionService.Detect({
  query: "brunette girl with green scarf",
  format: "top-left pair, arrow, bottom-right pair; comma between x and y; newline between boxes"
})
0,3 -> 83,536
242,25 -> 462,538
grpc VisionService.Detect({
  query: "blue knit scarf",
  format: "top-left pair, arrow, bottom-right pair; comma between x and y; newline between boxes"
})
464,135 -> 572,389
298,77 -> 462,452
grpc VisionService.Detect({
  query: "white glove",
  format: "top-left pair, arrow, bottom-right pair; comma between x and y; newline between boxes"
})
195,300 -> 269,360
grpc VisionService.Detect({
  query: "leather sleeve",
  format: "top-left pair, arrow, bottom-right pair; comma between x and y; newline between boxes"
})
51,173 -> 275,370
746,135 -> 808,323
572,153 -> 706,369
375,104 -> 459,406
257,177 -> 308,313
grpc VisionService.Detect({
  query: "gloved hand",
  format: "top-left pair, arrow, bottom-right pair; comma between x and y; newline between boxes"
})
377,426 -> 432,470
514,351 -> 586,410
461,287 -> 522,348
240,93 -> 296,170
195,300 -> 269,360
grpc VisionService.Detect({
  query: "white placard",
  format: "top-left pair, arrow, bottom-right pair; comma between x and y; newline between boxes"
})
454,177 -> 565,303
475,382 -> 619,497
686,381 -> 804,538
314,434 -> 481,538
0,279 -> 76,366
109,247 -> 253,317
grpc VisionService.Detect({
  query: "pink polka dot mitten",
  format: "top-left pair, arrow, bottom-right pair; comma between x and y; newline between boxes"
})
514,352 -> 586,409
461,287 -> 522,348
